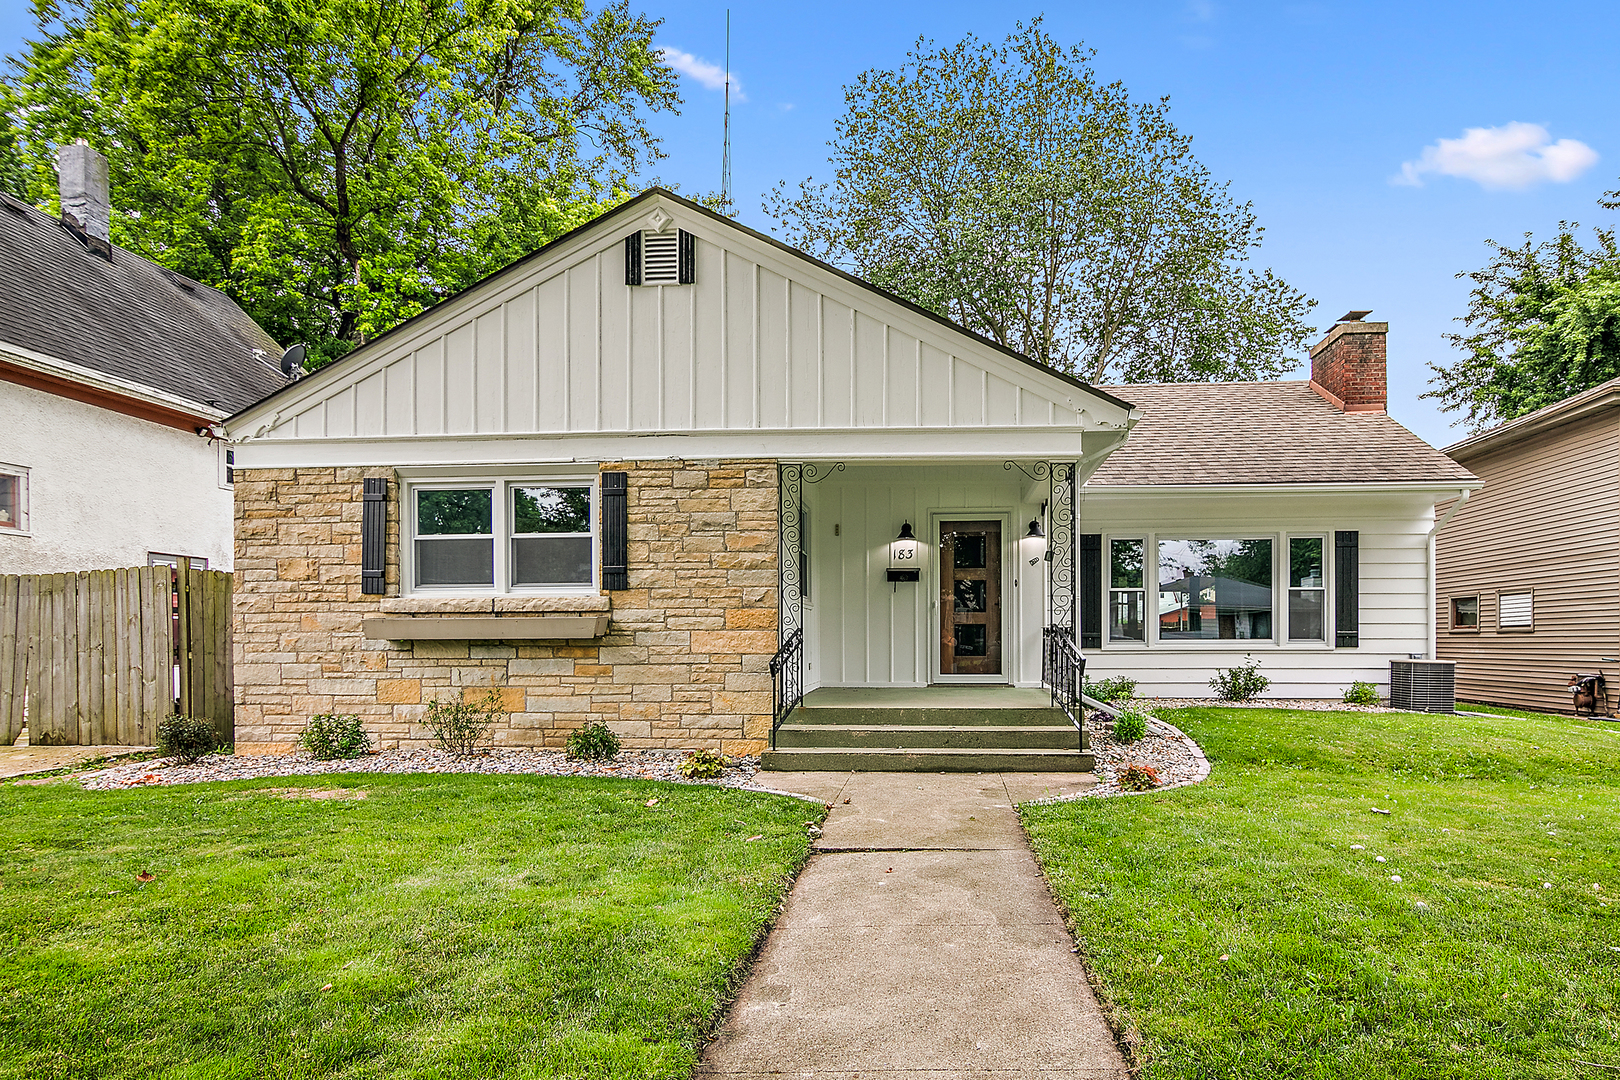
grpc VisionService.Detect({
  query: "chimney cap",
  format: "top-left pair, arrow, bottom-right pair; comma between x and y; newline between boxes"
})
1336,309 -> 1373,323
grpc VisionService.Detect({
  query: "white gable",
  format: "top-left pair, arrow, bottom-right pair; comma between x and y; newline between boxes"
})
229,192 -> 1132,463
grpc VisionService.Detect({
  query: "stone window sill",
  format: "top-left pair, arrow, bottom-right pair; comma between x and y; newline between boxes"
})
362,613 -> 611,641
377,594 -> 610,616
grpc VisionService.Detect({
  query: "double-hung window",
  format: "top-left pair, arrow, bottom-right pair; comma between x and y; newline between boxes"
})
1287,537 -> 1326,641
411,478 -> 596,592
1109,539 -> 1146,642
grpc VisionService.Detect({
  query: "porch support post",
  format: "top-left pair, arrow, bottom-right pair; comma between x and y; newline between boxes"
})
778,463 -> 804,645
1048,461 -> 1077,637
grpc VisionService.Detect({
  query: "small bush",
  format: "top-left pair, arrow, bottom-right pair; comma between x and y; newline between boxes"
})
425,690 -> 502,756
1343,680 -> 1380,706
1118,762 -> 1161,792
157,714 -> 219,764
566,722 -> 621,761
1210,655 -> 1269,702
299,713 -> 372,760
1084,675 -> 1138,704
678,748 -> 732,779
1111,706 -> 1149,743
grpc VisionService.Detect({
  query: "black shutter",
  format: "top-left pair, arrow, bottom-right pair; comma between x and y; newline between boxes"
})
678,229 -> 696,284
361,477 -> 387,596
624,233 -> 642,286
1335,530 -> 1359,647
602,471 -> 628,590
1079,533 -> 1103,650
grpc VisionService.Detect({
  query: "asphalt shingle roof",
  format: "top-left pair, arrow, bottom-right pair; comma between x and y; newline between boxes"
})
0,194 -> 284,414
1086,380 -> 1476,487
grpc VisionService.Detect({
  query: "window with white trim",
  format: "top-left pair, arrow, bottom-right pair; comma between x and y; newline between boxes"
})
0,464 -> 26,533
1108,538 -> 1145,642
409,478 -> 596,592
1157,538 -> 1274,642
1287,537 -> 1326,641
149,552 -> 208,570
1498,591 -> 1533,630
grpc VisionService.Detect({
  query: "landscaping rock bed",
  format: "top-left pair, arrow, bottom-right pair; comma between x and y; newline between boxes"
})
1073,709 -> 1211,799
76,747 -> 764,790
1143,696 -> 1397,713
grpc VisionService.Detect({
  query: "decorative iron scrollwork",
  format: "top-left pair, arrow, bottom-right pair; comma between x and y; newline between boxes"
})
779,464 -> 805,646
1048,461 -> 1076,635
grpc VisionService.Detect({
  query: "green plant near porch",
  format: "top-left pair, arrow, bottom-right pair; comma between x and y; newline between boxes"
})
425,690 -> 502,755
0,774 -> 818,1078
1023,705 -> 1620,1078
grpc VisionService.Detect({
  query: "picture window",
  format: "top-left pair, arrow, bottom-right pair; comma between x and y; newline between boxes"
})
1158,538 -> 1274,642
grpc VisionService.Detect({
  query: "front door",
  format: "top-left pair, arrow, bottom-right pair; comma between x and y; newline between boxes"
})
939,520 -> 1002,677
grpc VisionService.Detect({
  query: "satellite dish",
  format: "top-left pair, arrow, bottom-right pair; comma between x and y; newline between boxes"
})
279,344 -> 307,378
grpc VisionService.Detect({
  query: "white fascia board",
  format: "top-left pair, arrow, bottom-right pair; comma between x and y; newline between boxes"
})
232,426 -> 1103,469
0,338 -> 227,422
1081,481 -> 1484,497
226,193 -> 1136,437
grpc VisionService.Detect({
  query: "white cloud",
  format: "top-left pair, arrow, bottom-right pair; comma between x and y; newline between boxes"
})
1185,0 -> 1216,21
658,47 -> 745,102
1396,122 -> 1598,191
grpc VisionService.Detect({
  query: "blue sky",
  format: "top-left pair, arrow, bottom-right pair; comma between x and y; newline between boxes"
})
6,1 -> 1618,447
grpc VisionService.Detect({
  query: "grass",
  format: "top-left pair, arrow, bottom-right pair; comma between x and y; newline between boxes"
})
0,773 -> 820,1079
1022,706 -> 1620,1079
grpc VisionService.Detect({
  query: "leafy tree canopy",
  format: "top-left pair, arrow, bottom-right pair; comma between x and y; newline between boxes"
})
1425,191 -> 1620,432
766,21 -> 1316,385
3,0 -> 679,368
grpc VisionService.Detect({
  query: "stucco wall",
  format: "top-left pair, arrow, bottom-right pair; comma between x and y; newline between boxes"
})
0,380 -> 234,573
232,460 -> 778,754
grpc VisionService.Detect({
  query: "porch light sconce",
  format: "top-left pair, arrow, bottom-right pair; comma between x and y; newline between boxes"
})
1026,519 -> 1044,539
887,521 -> 920,583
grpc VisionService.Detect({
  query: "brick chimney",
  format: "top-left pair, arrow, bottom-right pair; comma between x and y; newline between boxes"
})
58,141 -> 112,256
1310,312 -> 1387,413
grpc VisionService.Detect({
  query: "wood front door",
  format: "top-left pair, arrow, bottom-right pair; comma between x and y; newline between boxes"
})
939,520 -> 1002,677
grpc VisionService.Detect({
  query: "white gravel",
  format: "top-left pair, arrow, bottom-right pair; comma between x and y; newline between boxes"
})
1143,696 -> 1396,713
77,747 -> 766,791
1065,706 -> 1211,799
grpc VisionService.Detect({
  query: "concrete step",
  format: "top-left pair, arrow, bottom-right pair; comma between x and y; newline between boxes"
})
761,746 -> 1096,773
775,723 -> 1087,751
792,706 -> 1073,728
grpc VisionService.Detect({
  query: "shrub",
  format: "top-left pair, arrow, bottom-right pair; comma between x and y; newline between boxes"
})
1118,762 -> 1161,791
678,748 -> 732,779
157,714 -> 219,764
1210,655 -> 1269,702
1111,706 -> 1149,743
425,690 -> 502,756
1084,675 -> 1138,704
299,713 -> 372,760
566,721 -> 621,761
1343,680 -> 1380,706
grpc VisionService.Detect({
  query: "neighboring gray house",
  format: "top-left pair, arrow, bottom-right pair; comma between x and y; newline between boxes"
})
0,144 -> 284,573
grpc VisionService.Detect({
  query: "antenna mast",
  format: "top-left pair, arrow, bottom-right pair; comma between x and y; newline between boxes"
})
721,10 -> 732,211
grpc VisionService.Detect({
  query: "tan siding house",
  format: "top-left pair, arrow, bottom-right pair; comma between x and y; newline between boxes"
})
1436,380 -> 1620,714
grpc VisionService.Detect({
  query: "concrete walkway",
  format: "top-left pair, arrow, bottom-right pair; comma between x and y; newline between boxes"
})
0,744 -> 152,780
701,771 -> 1129,1079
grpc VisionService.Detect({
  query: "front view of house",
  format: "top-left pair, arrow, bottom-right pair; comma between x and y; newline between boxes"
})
224,190 -> 1478,756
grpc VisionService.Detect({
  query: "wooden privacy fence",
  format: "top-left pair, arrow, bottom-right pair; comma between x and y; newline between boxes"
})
0,567 -> 233,746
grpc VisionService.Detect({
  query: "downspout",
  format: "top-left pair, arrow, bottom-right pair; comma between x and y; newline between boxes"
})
1426,488 -> 1473,660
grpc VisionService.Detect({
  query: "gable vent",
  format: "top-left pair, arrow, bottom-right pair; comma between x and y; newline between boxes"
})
625,229 -> 696,286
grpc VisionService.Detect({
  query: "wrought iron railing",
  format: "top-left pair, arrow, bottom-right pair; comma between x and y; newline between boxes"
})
1042,625 -> 1087,749
769,627 -> 804,749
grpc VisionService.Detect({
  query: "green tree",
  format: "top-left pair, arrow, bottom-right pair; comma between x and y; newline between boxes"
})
766,21 -> 1316,384
3,0 -> 678,367
1425,200 -> 1620,431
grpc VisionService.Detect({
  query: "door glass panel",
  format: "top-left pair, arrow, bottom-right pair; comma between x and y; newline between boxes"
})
955,624 -> 987,656
954,579 -> 987,612
953,534 -> 987,569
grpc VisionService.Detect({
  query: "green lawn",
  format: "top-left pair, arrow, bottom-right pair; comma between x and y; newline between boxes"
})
0,774 -> 820,1079
1022,707 -> 1620,1079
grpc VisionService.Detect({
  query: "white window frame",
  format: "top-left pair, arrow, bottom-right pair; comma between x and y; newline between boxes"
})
1285,533 -> 1329,644
403,472 -> 599,596
1107,537 -> 1148,645
218,444 -> 235,489
0,462 -> 29,536
149,552 -> 208,570
1097,530 -> 1336,651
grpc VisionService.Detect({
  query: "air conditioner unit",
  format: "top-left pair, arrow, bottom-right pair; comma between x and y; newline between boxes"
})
1389,660 -> 1455,714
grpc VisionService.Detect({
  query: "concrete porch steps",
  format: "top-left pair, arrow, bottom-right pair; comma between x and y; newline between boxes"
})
760,686 -> 1094,773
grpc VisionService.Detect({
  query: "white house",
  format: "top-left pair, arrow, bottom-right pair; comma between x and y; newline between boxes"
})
0,144 -> 284,575
221,189 -> 1477,765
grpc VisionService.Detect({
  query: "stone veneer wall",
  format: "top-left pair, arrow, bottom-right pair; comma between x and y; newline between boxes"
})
233,460 -> 779,755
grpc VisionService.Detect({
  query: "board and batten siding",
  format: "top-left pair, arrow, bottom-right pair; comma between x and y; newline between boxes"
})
245,198 -> 1123,459
1436,411 -> 1620,713
804,465 -> 1049,689
1075,490 -> 1439,698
